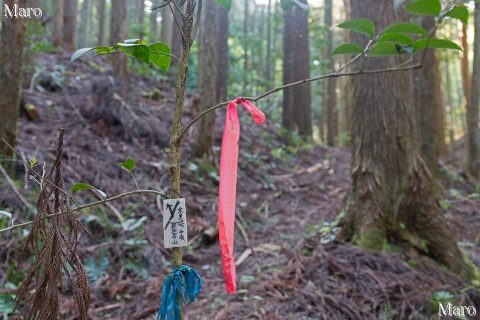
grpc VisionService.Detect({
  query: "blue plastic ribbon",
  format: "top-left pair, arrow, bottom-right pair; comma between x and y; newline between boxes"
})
157,265 -> 203,320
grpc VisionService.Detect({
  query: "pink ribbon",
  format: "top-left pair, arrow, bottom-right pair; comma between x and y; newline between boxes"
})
218,97 -> 266,294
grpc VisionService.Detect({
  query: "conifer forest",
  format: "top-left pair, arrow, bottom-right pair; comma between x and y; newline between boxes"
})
1,0 -> 480,319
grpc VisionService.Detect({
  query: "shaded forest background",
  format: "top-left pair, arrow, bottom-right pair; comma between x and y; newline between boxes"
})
0,0 -> 480,319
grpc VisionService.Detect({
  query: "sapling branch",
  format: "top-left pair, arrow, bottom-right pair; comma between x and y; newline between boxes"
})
131,172 -> 140,190
0,189 -> 168,233
177,61 -> 421,142
176,13 -> 448,144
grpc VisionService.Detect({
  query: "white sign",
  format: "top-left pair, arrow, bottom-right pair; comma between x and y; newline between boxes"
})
162,198 -> 188,248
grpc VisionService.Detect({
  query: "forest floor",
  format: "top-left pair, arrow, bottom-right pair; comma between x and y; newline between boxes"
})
1,53 -> 480,320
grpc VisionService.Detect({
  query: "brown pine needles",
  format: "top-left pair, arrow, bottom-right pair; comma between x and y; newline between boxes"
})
15,129 -> 90,320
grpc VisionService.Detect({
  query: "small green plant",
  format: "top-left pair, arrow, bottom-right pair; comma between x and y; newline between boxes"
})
85,253 -> 109,285
429,291 -> 456,315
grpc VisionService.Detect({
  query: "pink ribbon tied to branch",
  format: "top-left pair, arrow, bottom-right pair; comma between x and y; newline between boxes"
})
218,97 -> 266,294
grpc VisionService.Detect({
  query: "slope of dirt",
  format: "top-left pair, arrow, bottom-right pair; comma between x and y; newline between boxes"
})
0,53 -> 479,320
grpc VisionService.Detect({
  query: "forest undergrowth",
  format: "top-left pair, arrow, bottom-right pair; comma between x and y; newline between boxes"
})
0,53 -> 479,320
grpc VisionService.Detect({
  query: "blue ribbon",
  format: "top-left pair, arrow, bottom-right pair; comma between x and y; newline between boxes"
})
157,265 -> 203,320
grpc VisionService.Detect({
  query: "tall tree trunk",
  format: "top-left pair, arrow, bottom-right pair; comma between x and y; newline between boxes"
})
413,16 -> 443,177
193,0 -> 220,157
169,3 -> 184,84
217,6 -> 229,102
265,0 -> 272,85
257,4 -> 265,94
272,0 -> 279,87
468,3 -> 480,178
461,22 -> 470,111
78,0 -> 93,48
150,10 -> 159,41
0,0 -> 27,173
282,0 -> 312,137
343,0 -> 352,147
161,7 -> 174,45
325,0 -> 337,146
243,0 -> 249,89
138,0 -> 145,39
63,0 -> 77,50
171,5 -> 183,58
97,0 -> 106,45
110,0 -> 129,93
52,0 -> 63,47
434,53 -> 447,157
341,0 -> 476,281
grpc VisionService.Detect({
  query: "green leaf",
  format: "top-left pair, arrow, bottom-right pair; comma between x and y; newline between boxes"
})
413,38 -> 462,52
331,43 -> 363,55
405,0 -> 441,16
446,5 -> 469,25
120,158 -> 135,172
214,0 -> 232,10
338,19 -> 375,37
28,157 -> 37,169
0,293 -> 15,314
0,210 -> 12,220
149,43 -> 171,72
70,47 -> 94,62
369,42 -> 399,56
85,255 -> 109,284
123,38 -> 142,44
72,182 -> 95,193
117,43 -> 150,64
95,46 -> 115,55
124,216 -> 148,231
378,33 -> 414,46
382,23 -> 428,35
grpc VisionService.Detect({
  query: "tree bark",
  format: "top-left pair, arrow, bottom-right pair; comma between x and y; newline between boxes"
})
468,2 -> 480,178
0,0 -> 27,173
217,6 -> 229,102
243,0 -> 249,89
413,16 -> 443,178
171,5 -> 183,58
168,3 -> 184,84
138,0 -> 145,39
461,22 -> 470,111
52,0 -> 63,47
434,52 -> 447,157
193,0 -> 220,157
325,0 -> 337,146
341,0 -> 476,281
110,0 -> 129,94
282,0 -> 312,138
150,9 -> 159,41
78,0 -> 93,48
161,7 -> 173,46
97,0 -> 106,45
343,0 -> 352,147
63,0 -> 77,50
265,0 -> 272,84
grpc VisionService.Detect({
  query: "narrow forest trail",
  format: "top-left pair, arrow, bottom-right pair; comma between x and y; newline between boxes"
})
2,53 -> 479,319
